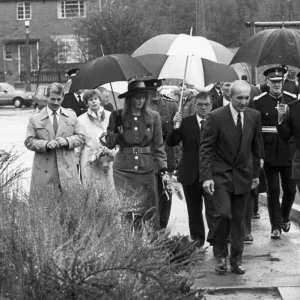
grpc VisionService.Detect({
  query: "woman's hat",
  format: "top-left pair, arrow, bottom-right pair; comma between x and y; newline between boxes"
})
118,80 -> 156,99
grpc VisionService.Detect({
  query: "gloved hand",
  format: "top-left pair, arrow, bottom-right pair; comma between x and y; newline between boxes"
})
159,167 -> 168,176
113,114 -> 123,133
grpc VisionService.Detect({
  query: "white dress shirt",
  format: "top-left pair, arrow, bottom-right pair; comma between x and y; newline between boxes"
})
196,114 -> 206,130
223,97 -> 230,106
47,106 -> 61,125
229,102 -> 244,128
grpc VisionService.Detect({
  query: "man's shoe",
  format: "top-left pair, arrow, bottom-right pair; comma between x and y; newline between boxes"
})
244,234 -> 254,244
253,212 -> 260,219
215,258 -> 227,275
231,265 -> 246,274
271,229 -> 281,239
282,221 -> 291,233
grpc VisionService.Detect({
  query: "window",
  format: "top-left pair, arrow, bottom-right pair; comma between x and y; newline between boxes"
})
17,2 -> 31,20
57,1 -> 86,19
53,35 -> 87,64
4,46 -> 12,60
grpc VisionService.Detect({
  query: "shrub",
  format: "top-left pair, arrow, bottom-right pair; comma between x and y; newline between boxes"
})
0,150 -> 205,299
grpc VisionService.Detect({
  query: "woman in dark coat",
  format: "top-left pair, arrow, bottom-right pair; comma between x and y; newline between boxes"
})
105,80 -> 167,229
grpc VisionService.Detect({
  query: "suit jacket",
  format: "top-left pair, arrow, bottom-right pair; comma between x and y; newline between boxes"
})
166,114 -> 201,185
208,87 -> 222,104
277,99 -> 300,179
24,107 -> 85,198
199,105 -> 262,195
62,93 -> 87,117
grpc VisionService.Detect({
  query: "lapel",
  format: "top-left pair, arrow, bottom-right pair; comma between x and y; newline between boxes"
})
235,109 -> 252,163
224,105 -> 240,149
56,108 -> 70,137
40,107 -> 55,140
192,115 -> 200,146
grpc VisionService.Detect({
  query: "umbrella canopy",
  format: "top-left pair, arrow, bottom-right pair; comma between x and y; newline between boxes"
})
134,54 -> 241,87
69,54 -> 151,93
230,28 -> 300,68
132,34 -> 246,87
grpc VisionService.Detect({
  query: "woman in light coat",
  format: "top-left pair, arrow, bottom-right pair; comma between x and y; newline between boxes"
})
75,89 -> 114,195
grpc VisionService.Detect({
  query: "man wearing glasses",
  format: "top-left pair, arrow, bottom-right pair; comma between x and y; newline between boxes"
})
253,67 -> 297,240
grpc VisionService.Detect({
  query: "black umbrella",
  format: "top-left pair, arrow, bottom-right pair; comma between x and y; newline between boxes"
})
230,28 -> 300,68
69,54 -> 152,109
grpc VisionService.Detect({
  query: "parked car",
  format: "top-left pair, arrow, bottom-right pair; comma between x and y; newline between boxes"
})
32,85 -> 48,111
0,82 -> 34,108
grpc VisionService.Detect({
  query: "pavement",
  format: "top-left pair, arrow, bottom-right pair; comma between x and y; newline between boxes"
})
1,106 -> 300,299
169,190 -> 300,299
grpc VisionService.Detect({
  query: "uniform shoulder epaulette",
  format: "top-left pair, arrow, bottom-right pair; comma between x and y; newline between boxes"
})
161,94 -> 175,102
283,91 -> 297,98
253,92 -> 267,101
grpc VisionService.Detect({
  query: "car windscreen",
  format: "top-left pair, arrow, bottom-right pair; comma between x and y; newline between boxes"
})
0,83 -> 15,91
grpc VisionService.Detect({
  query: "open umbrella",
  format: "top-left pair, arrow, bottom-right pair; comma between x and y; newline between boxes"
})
69,54 -> 151,94
132,34 -> 246,88
134,54 -> 242,87
230,28 -> 300,68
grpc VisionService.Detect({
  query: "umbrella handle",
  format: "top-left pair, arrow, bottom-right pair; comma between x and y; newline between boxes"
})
109,82 -> 119,115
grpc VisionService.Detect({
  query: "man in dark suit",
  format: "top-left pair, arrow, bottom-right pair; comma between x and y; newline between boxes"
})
277,99 -> 300,216
212,82 -> 231,110
166,92 -> 215,246
61,69 -> 87,117
200,80 -> 262,275
208,82 -> 222,106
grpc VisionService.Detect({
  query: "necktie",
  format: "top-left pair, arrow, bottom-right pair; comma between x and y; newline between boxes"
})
219,91 -> 223,98
77,94 -> 82,103
237,112 -> 242,143
200,119 -> 205,132
53,111 -> 58,134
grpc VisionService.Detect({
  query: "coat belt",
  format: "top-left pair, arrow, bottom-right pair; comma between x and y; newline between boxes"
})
120,146 -> 151,154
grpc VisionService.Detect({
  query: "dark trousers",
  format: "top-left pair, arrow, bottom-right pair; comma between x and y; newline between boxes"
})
264,164 -> 296,232
212,189 -> 248,266
245,187 -> 258,235
156,174 -> 172,229
182,178 -> 215,244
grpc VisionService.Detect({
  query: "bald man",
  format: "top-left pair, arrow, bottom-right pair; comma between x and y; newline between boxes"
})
199,80 -> 263,275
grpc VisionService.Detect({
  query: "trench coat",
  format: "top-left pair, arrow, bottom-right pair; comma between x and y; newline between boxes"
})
75,108 -> 114,194
24,107 -> 85,199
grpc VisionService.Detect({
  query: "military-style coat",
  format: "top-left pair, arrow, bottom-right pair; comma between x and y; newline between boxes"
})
253,91 -> 297,166
105,109 -> 167,174
25,107 -> 85,199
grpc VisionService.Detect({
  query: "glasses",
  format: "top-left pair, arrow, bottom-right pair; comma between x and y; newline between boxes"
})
196,103 -> 211,107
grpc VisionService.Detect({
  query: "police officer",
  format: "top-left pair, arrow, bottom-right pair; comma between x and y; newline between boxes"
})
62,68 -> 87,117
144,78 -> 178,229
253,66 -> 297,239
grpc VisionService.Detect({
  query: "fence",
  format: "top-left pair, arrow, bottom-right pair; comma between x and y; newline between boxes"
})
20,70 -> 68,84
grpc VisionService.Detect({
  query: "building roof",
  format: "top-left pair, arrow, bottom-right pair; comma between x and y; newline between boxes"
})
3,31 -> 40,44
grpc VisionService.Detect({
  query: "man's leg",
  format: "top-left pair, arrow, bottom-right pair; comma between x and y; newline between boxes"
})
230,192 -> 248,270
212,189 -> 231,259
244,188 -> 257,241
280,166 -> 296,230
264,164 -> 282,234
182,180 -> 205,244
202,190 -> 215,245
156,173 -> 172,229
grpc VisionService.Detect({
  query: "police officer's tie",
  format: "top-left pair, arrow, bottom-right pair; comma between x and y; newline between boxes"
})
237,112 -> 242,144
200,119 -> 205,133
53,111 -> 58,134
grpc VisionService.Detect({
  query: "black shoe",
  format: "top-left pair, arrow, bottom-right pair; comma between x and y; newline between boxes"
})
231,265 -> 246,274
215,258 -> 227,275
271,229 -> 281,239
244,234 -> 254,244
282,221 -> 291,233
253,213 -> 260,219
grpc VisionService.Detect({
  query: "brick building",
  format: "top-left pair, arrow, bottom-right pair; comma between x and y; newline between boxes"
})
0,0 -> 98,84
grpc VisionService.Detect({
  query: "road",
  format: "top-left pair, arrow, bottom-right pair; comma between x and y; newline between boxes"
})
1,106 -> 300,299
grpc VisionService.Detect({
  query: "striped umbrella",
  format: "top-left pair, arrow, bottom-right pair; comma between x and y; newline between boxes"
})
132,34 -> 246,88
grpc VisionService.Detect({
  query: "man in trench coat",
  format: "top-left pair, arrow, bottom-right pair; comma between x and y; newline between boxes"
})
25,82 -> 85,199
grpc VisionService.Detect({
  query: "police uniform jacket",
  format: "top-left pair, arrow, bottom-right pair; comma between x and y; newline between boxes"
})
254,91 -> 297,166
105,109 -> 167,174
